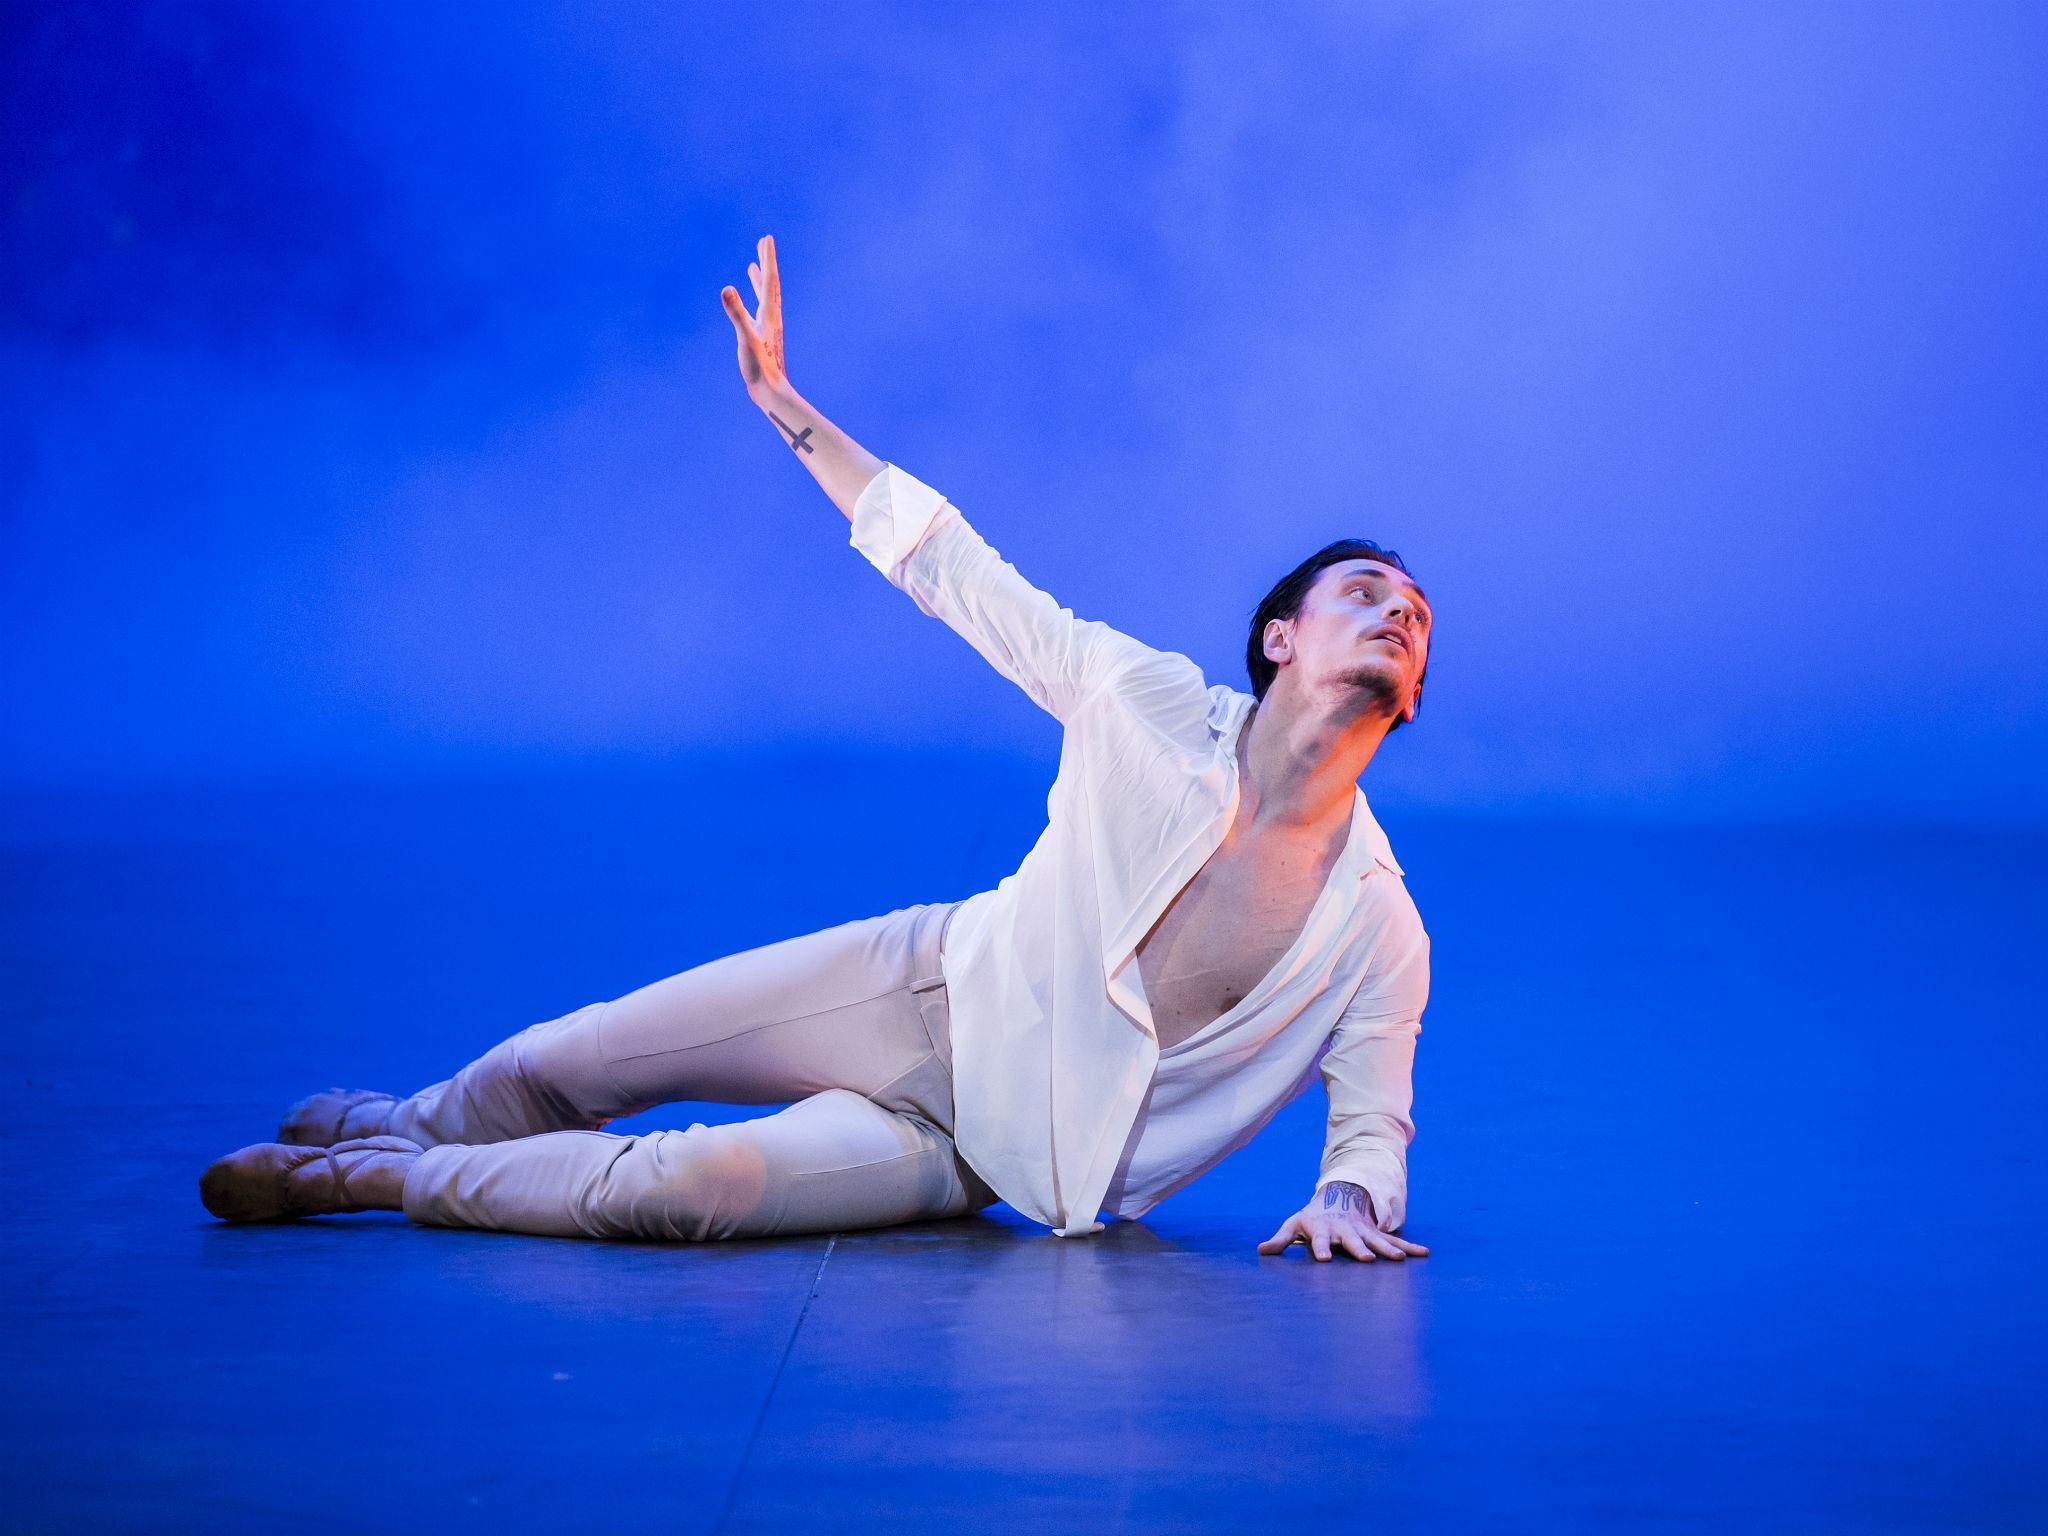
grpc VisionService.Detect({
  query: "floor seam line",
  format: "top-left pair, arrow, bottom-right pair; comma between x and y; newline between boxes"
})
712,1234 -> 837,1534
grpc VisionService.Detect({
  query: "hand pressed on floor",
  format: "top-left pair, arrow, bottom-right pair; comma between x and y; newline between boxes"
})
1256,1180 -> 1430,1262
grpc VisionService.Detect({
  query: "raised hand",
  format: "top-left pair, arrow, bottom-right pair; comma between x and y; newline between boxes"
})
1256,1180 -> 1431,1262
719,233 -> 788,398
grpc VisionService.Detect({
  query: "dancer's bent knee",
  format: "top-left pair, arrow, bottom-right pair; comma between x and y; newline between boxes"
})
509,1001 -> 638,1129
590,1122 -> 775,1242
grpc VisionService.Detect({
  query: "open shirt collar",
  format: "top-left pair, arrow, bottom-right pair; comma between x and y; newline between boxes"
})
1206,684 -> 1405,878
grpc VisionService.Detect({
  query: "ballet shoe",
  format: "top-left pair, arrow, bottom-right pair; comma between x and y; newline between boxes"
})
199,1135 -> 425,1223
278,1087 -> 402,1146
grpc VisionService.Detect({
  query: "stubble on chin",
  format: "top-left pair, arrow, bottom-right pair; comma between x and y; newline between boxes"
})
1334,663 -> 1406,718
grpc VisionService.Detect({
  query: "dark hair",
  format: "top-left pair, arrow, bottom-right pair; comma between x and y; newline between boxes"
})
1244,539 -> 1429,731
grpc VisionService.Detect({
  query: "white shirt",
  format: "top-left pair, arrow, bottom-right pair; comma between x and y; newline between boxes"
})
849,463 -> 1431,1239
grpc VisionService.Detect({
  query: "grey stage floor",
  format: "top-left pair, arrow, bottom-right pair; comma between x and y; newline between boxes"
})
2,756 -> 2042,1532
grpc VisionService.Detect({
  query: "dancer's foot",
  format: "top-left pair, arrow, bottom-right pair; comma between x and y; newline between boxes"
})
278,1088 -> 402,1146
198,1135 -> 424,1222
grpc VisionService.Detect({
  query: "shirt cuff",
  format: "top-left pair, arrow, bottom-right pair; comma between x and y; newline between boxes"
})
1315,1159 -> 1407,1233
849,462 -> 958,581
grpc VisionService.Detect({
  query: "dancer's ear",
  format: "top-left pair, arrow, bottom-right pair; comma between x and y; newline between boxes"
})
1262,617 -> 1291,668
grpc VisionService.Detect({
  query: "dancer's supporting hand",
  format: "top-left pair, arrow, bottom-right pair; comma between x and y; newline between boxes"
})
721,233 -> 788,400
1256,1181 -> 1431,1262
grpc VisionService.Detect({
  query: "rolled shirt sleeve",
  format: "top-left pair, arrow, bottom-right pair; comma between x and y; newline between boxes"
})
848,461 -> 959,579
1315,924 -> 1429,1232
849,462 -> 1153,723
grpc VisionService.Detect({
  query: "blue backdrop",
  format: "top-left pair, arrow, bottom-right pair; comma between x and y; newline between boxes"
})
5,0 -> 2043,824
6,7 -> 2047,1528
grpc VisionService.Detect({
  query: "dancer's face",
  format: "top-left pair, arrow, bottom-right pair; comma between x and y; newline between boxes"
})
1263,559 -> 1431,726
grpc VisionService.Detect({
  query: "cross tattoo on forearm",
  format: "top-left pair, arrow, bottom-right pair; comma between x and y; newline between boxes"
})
1320,1181 -> 1376,1224
768,409 -> 814,455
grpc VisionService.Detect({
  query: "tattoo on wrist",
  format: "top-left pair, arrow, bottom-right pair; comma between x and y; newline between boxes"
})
1320,1181 -> 1375,1224
768,409 -> 815,455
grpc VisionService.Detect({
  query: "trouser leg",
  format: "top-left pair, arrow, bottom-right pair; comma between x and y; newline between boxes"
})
383,1001 -> 632,1148
401,1087 -> 986,1240
396,900 -> 997,1239
383,899 -> 962,1150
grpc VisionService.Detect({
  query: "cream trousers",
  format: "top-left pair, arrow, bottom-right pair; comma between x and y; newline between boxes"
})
393,899 -> 1000,1241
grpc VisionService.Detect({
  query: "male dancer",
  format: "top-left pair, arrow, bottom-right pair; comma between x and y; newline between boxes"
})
199,236 -> 1433,1264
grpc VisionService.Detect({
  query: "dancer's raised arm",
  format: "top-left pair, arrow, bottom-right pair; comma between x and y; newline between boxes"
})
719,233 -> 882,521
718,233 -> 1172,724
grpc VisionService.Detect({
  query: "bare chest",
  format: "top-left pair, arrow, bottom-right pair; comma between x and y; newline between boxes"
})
1132,812 -> 1349,1052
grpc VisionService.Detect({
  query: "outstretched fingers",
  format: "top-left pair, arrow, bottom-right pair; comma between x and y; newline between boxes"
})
1258,1212 -> 1431,1262
720,236 -> 788,394
720,284 -> 755,336
1257,1215 -> 1306,1255
756,237 -> 783,340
